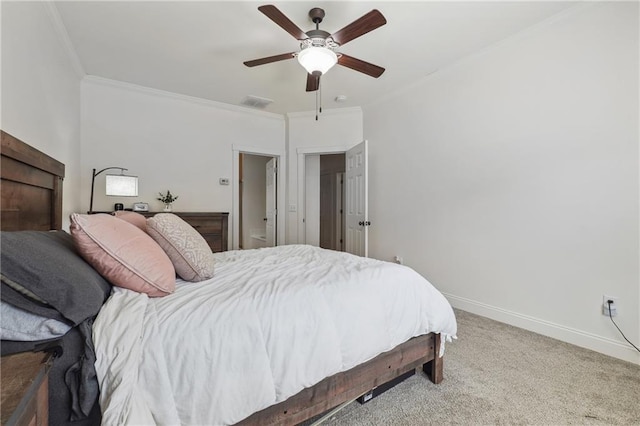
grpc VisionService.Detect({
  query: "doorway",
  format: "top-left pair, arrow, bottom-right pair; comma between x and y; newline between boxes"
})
238,153 -> 277,250
305,154 -> 345,251
298,141 -> 368,256
233,146 -> 285,251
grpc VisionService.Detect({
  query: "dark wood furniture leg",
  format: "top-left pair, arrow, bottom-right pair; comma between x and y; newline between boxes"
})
423,333 -> 443,384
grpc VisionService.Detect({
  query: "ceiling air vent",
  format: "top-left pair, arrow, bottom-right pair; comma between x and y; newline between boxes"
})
241,95 -> 274,109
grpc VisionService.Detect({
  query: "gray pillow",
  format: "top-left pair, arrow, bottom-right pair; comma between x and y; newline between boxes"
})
1,230 -> 112,325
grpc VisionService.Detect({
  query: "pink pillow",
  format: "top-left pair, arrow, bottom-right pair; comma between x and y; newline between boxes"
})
112,211 -> 147,232
69,213 -> 175,297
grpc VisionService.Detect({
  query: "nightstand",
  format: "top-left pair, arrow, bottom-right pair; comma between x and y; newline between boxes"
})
1,351 -> 53,426
141,212 -> 229,252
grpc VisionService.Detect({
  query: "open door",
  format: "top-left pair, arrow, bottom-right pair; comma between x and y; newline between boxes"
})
265,157 -> 277,247
345,141 -> 368,257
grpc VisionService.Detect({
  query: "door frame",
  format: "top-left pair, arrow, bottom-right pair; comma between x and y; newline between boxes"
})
233,145 -> 286,250
265,157 -> 277,247
296,146 -> 348,245
335,171 -> 345,251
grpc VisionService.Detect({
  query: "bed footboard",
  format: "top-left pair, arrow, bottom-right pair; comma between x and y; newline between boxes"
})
238,332 -> 443,426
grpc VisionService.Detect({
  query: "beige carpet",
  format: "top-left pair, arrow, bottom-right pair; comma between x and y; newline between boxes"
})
319,309 -> 640,425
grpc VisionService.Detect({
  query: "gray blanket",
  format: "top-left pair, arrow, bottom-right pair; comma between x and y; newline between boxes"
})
1,230 -> 112,423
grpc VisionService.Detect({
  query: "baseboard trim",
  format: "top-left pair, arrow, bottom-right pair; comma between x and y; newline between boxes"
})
443,293 -> 640,365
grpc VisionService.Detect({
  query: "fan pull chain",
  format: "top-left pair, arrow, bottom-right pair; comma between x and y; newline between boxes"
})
319,78 -> 323,114
315,78 -> 323,121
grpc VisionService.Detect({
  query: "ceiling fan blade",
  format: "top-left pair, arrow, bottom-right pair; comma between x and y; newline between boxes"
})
244,52 -> 296,67
338,54 -> 385,78
330,9 -> 386,46
306,73 -> 320,92
258,5 -> 308,40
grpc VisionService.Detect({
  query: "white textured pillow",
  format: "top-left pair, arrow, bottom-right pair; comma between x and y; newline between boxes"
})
146,213 -> 215,282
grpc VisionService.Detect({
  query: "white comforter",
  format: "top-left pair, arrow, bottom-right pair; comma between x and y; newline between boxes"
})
93,245 -> 457,425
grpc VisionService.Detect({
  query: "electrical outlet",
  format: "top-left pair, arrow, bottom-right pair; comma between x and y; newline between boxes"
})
393,256 -> 403,265
602,295 -> 618,317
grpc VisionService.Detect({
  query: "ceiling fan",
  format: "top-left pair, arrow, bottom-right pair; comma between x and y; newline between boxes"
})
244,4 -> 387,93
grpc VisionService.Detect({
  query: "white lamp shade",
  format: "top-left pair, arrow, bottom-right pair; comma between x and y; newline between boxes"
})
105,175 -> 138,196
297,47 -> 338,75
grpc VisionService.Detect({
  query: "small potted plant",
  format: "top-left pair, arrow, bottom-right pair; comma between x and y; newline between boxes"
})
158,190 -> 178,212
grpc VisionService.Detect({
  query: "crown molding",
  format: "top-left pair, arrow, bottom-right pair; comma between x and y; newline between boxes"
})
44,1 -> 85,78
82,76 -> 286,121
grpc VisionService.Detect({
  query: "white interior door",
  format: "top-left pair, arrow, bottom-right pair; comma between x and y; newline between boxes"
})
345,140 -> 368,257
265,157 -> 277,247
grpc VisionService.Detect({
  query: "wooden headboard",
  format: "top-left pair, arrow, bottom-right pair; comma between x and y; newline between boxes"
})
1,131 -> 65,231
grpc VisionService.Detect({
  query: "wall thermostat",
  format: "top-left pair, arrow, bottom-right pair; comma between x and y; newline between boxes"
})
133,202 -> 149,212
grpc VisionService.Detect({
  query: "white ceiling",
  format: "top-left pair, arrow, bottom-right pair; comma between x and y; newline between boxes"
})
53,1 -> 576,115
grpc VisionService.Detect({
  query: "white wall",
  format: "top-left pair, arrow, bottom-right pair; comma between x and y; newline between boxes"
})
1,2 -> 84,229
363,3 -> 639,364
81,77 -> 285,248
286,108 -> 363,244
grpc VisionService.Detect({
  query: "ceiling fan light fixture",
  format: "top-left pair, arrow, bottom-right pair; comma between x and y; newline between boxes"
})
297,46 -> 337,75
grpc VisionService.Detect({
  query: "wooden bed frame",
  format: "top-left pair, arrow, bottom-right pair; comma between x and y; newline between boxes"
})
0,130 -> 444,425
239,333 -> 443,425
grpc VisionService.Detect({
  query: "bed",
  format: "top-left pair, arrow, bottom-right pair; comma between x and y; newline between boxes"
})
1,130 -> 457,425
